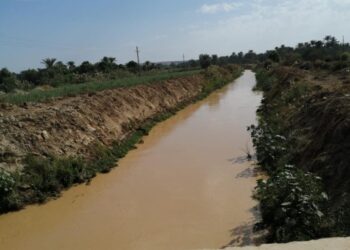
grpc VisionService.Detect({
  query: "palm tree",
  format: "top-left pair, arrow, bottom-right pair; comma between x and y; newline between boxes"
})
41,58 -> 57,69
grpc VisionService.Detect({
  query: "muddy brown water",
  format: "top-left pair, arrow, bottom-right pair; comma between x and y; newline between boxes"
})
0,70 -> 262,250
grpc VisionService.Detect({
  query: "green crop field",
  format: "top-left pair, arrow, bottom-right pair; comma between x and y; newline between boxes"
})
0,69 -> 201,105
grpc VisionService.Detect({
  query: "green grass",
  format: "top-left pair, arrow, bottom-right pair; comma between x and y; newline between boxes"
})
0,70 -> 201,105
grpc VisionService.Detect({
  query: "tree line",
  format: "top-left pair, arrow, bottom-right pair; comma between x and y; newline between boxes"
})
0,57 -> 161,93
198,35 -> 350,70
1,36 -> 349,93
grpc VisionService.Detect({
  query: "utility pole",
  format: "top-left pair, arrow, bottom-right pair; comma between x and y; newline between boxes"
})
136,46 -> 141,75
136,46 -> 140,66
182,53 -> 185,64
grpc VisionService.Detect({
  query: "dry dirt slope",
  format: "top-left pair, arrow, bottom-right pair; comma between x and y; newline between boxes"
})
0,75 -> 204,172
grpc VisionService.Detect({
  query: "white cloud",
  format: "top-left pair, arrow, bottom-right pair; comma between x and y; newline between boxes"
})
138,0 -> 350,63
199,2 -> 236,14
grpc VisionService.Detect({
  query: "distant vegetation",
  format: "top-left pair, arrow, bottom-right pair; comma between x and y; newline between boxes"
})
1,70 -> 200,105
0,57 -> 199,95
199,35 -> 350,71
2,35 -> 347,96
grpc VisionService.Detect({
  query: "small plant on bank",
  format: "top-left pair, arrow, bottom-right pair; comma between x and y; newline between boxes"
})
254,165 -> 330,243
248,123 -> 288,173
254,70 -> 275,92
0,168 -> 18,212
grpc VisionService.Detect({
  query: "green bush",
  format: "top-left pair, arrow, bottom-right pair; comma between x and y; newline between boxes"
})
254,70 -> 275,92
281,82 -> 310,104
23,155 -> 88,200
248,123 -> 288,173
0,168 -> 18,212
254,165 -> 330,242
0,68 -> 18,92
23,156 -> 61,197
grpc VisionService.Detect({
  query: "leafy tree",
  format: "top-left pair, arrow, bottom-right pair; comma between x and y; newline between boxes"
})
97,57 -> 116,72
188,59 -> 198,68
54,61 -> 68,73
67,61 -> 76,71
211,54 -> 218,65
199,54 -> 211,69
77,61 -> 95,74
245,50 -> 258,63
19,69 -> 40,85
267,50 -> 280,63
0,68 -> 17,92
142,61 -> 154,71
217,56 -> 229,66
126,60 -> 139,72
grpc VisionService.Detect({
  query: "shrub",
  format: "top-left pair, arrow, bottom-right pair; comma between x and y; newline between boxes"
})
23,156 -> 61,198
341,53 -> 349,62
254,165 -> 330,242
332,61 -> 348,71
254,70 -> 275,92
0,168 -> 18,212
0,68 -> 18,92
19,69 -> 41,85
248,123 -> 288,173
23,155 -> 89,196
281,82 -> 310,103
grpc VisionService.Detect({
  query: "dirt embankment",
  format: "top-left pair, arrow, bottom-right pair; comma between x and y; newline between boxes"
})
266,67 -> 350,194
0,75 -> 204,172
255,65 -> 350,238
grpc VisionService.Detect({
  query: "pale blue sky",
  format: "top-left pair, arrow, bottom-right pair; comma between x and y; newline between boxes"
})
1,0 -> 350,72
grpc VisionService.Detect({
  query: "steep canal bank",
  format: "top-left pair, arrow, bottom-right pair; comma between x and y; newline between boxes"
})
0,70 -> 262,250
